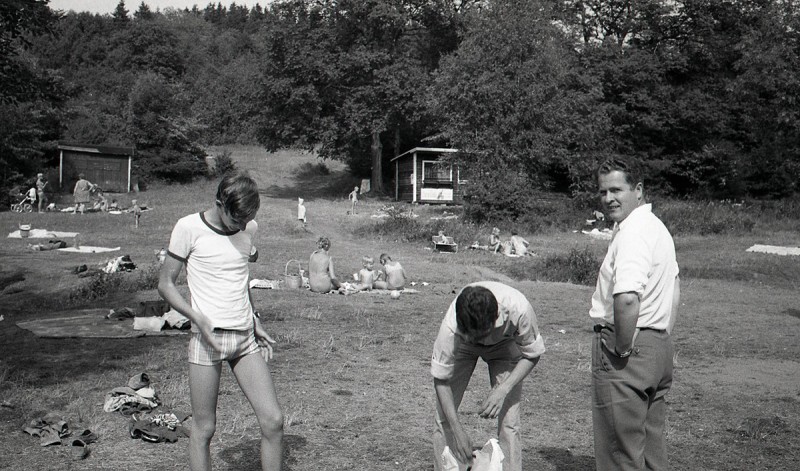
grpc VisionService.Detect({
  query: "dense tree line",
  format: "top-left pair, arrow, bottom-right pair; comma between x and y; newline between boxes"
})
2,0 -> 798,210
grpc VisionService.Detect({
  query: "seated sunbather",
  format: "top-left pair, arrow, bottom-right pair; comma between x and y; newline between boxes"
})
340,256 -> 377,294
509,231 -> 531,256
488,227 -> 502,253
373,254 -> 407,290
309,237 -> 341,293
434,230 -> 449,244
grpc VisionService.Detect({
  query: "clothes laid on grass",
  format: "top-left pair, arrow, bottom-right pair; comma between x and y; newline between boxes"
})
129,411 -> 191,443
104,385 -> 159,415
746,244 -> 800,256
16,309 -> 188,339
101,255 -> 137,273
58,246 -> 121,253
7,229 -> 79,239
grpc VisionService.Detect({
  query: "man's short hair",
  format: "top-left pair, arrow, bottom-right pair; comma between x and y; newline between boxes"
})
216,171 -> 260,223
455,286 -> 498,335
596,157 -> 642,188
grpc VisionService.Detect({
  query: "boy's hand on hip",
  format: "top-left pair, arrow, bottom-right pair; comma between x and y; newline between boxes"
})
197,318 -> 223,352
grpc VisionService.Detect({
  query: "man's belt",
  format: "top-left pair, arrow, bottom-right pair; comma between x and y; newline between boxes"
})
593,324 -> 665,333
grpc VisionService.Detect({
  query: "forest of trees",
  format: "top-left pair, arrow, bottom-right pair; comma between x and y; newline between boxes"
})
2,0 -> 798,215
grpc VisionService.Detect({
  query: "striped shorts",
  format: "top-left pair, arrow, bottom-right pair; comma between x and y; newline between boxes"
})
188,328 -> 261,366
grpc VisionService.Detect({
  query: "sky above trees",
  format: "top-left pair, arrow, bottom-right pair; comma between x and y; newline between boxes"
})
49,0 -> 263,15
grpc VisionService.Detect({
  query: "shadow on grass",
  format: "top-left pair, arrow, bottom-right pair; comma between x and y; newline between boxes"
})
218,434 -> 306,471
538,446 -> 595,470
261,165 -> 359,200
0,321 -> 183,388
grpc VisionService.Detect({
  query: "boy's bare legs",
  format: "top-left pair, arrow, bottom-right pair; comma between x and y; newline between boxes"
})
189,363 -> 222,471
231,352 -> 284,471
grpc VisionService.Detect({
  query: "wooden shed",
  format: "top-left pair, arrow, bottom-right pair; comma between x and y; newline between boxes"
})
58,142 -> 135,193
391,147 -> 463,204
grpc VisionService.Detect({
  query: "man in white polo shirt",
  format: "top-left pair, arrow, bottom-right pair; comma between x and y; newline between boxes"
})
590,158 -> 680,470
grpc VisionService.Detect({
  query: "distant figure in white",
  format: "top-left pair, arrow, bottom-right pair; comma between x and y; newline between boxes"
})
297,197 -> 307,225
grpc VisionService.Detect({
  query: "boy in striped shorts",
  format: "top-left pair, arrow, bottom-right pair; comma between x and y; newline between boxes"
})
158,171 -> 283,470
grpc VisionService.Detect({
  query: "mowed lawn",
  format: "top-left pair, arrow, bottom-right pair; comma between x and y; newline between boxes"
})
0,146 -> 799,470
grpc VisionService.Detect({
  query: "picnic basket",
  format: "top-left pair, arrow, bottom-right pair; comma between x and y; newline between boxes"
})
283,259 -> 302,289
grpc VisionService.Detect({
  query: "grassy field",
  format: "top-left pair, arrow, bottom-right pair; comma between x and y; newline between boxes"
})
1,146 -> 799,470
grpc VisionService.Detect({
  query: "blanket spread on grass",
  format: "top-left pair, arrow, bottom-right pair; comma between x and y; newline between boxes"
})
8,229 -> 79,239
57,246 -> 121,253
746,244 -> 800,256
16,309 -> 187,339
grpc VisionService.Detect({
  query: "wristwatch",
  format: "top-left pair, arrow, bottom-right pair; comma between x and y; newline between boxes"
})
615,347 -> 633,358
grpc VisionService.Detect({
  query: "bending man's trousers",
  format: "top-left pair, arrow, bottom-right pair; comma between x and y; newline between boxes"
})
433,339 -> 523,471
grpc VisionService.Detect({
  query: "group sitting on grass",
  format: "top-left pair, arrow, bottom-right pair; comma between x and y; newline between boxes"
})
471,227 -> 535,257
307,238 -> 407,294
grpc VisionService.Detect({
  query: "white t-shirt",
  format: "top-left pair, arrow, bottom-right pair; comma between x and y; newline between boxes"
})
167,212 -> 257,331
590,204 -> 679,331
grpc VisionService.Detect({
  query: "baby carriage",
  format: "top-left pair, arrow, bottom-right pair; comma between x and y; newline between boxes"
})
10,193 -> 34,213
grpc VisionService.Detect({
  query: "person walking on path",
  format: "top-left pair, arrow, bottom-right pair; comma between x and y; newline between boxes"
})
36,173 -> 48,213
589,157 -> 680,471
72,173 -> 94,214
431,281 -> 546,471
158,171 -> 283,471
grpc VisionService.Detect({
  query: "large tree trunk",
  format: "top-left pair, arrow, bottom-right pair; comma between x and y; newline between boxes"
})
370,130 -> 384,194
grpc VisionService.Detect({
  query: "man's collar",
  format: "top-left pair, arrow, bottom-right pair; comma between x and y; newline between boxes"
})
618,203 -> 651,230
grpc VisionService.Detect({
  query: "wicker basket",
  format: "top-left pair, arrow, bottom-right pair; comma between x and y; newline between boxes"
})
283,259 -> 302,289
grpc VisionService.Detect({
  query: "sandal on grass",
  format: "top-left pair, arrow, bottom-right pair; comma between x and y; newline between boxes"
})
76,429 -> 98,445
70,439 -> 89,460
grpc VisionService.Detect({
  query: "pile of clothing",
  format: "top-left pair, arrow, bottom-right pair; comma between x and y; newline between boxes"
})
129,411 -> 190,443
102,255 -> 136,274
103,373 -> 159,415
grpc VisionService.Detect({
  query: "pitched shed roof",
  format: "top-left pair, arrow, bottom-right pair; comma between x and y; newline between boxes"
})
390,147 -> 458,163
57,142 -> 135,156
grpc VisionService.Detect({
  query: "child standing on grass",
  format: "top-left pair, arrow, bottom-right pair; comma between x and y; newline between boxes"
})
158,171 -> 283,471
348,185 -> 359,215
131,199 -> 142,228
